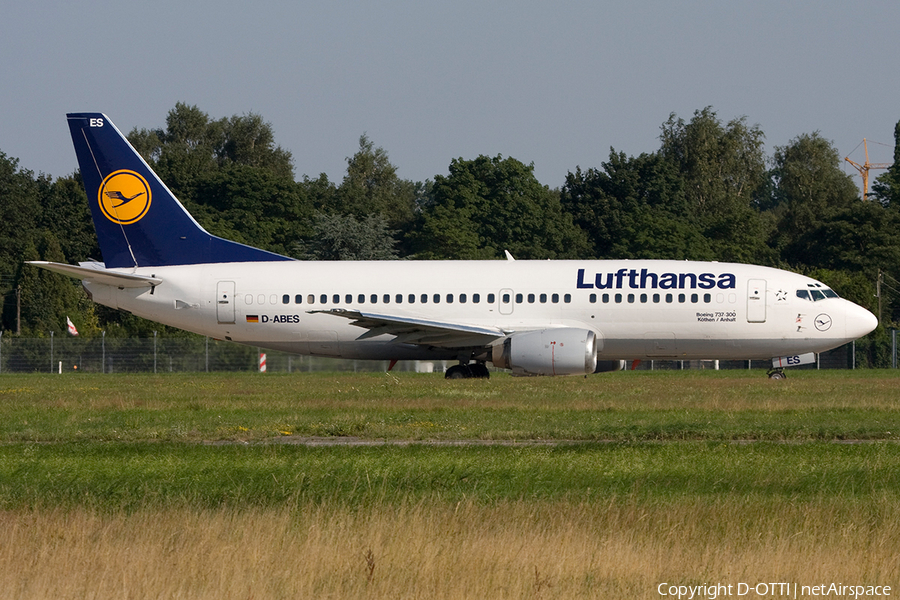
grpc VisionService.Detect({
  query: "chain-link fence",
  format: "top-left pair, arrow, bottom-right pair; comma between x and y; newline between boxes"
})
0,334 -> 439,374
0,333 -> 869,375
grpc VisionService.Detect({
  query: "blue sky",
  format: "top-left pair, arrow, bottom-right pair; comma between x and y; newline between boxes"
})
2,1 -> 898,190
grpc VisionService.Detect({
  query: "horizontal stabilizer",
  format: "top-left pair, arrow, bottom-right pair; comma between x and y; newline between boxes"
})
27,261 -> 162,288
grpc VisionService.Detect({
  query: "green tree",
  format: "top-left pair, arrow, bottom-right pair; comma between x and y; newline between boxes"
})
191,164 -> 313,257
332,134 -> 418,235
768,132 -> 861,265
659,107 -> 770,262
561,151 -> 713,260
18,232 -> 98,337
128,103 -> 295,203
298,213 -> 399,260
871,120 -> 900,209
39,173 -> 99,263
413,155 -> 589,260
0,151 -> 42,332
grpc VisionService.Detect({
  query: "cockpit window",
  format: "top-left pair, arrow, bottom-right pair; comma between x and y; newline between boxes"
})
797,288 -> 840,301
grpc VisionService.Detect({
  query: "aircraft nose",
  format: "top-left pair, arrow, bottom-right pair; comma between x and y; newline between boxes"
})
845,302 -> 878,340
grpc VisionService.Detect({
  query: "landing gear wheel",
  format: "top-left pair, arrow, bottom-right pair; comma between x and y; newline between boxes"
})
767,368 -> 786,380
445,364 -> 472,379
468,363 -> 490,379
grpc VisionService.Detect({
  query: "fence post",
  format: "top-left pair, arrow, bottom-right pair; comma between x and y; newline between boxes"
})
50,331 -> 54,374
889,329 -> 895,369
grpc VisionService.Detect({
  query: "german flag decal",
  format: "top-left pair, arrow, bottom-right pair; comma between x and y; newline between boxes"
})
246,315 -> 259,323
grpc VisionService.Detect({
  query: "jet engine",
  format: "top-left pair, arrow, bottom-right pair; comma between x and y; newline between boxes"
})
491,328 -> 598,376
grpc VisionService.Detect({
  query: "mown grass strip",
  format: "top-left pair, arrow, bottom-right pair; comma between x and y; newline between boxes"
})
1,370 -> 900,442
2,441 -> 900,510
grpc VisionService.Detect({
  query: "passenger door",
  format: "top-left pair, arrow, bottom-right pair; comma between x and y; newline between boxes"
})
747,279 -> 766,323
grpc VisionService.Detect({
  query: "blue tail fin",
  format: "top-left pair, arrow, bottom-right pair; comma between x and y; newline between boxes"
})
67,113 -> 292,268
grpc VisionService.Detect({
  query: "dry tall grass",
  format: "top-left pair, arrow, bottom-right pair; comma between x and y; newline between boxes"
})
3,496 -> 898,599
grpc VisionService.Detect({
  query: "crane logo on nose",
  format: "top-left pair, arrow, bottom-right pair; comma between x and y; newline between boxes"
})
98,170 -> 151,224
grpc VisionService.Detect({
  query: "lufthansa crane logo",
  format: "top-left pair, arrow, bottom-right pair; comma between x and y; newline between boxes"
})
98,170 -> 151,225
814,313 -> 833,332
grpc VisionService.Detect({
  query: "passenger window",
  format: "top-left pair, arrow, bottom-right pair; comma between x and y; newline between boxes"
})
307,294 -> 315,304
666,294 -> 673,303
396,294 -> 403,304
540,293 -> 547,303
319,294 -> 327,304
473,294 -> 480,303
358,294 -> 365,304
515,293 -> 523,304
552,293 -> 559,303
627,294 -> 635,303
640,293 -> 647,303
653,293 -> 660,303
447,294 -> 454,303
259,295 -> 267,305
345,294 -> 353,303
370,294 -> 378,304
421,294 -> 428,303
282,295 -> 290,304
246,295 -> 253,305
383,294 -> 390,304
460,293 -> 467,303
333,294 -> 340,304
678,293 -> 686,303
488,293 -> 495,303
614,293 -> 622,303
602,293 -> 609,303
295,294 -> 302,304
691,293 -> 698,303
502,293 -> 511,304
564,294 -> 571,303
270,295 -> 278,305
704,293 -> 711,303
528,293 -> 536,303
408,294 -> 416,304
433,293 -> 441,304
589,293 -> 597,303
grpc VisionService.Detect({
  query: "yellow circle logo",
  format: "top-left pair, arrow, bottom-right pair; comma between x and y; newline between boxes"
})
98,170 -> 151,224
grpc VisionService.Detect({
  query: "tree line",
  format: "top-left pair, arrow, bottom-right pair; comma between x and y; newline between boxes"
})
2,103 -> 900,365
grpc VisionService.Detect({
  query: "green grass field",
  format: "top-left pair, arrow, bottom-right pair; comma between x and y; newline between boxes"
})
1,370 -> 899,598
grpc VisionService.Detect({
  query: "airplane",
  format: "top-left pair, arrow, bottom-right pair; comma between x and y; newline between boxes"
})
29,113 -> 878,379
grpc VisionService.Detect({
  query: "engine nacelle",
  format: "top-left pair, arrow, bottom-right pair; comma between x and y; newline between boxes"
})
491,328 -> 597,376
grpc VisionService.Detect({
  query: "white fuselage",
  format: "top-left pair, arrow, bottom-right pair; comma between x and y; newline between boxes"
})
82,259 -> 877,364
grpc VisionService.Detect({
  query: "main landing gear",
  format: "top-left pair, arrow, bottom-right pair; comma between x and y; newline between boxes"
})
445,362 -> 491,379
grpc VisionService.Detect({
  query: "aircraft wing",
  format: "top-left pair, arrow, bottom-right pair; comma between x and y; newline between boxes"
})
309,309 -> 507,348
27,261 -> 162,288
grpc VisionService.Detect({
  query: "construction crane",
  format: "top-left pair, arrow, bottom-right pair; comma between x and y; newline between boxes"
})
845,138 -> 891,201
